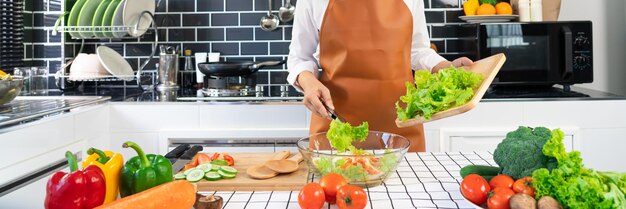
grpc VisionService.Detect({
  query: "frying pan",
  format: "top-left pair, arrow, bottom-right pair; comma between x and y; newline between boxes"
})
198,60 -> 286,77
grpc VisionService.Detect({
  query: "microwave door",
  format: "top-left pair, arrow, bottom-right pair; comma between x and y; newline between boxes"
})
562,25 -> 574,80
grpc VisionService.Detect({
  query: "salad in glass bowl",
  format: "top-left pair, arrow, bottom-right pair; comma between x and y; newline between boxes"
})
297,120 -> 410,187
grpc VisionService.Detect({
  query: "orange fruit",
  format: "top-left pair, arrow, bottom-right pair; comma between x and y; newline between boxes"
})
495,2 -> 513,15
476,4 -> 496,15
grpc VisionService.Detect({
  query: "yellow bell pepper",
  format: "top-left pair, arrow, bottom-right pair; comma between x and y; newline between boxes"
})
81,148 -> 124,204
464,0 -> 480,16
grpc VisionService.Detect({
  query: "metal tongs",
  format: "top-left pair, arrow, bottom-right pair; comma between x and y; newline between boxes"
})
321,101 -> 346,122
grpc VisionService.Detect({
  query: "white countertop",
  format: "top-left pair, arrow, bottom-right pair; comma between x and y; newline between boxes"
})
199,152 -> 495,209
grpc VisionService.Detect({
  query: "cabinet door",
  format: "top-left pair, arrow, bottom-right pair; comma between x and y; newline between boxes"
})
441,128 -> 578,152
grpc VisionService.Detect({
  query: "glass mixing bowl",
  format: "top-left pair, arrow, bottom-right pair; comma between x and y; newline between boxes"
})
297,131 -> 410,187
0,76 -> 23,106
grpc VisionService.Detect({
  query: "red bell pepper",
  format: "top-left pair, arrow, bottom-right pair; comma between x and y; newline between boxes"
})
45,151 -> 106,209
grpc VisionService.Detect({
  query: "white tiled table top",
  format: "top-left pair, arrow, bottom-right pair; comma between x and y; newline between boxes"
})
200,152 -> 496,209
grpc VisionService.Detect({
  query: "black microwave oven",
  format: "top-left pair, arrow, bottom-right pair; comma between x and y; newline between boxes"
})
476,21 -> 593,86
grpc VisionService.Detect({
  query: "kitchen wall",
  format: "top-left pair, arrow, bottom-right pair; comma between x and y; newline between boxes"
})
24,0 -> 476,89
560,0 -> 626,96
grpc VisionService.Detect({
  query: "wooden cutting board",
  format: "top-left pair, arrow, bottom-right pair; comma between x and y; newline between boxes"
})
396,53 -> 506,128
194,152 -> 309,191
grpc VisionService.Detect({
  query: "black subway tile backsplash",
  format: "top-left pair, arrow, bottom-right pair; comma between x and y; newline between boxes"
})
226,28 -> 254,41
183,14 -> 211,27
198,0 -> 225,12
226,0 -> 253,11
26,0 -> 473,89
198,28 -> 225,41
212,43 -> 239,55
169,28 -> 196,42
255,28 -> 282,40
241,42 -> 268,55
240,13 -> 265,26
169,0 -> 196,12
210,13 -> 238,26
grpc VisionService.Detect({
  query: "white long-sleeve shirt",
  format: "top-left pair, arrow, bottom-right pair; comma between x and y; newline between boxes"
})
286,0 -> 447,90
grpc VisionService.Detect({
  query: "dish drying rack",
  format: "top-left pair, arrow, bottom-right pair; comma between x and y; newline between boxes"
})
49,11 -> 158,90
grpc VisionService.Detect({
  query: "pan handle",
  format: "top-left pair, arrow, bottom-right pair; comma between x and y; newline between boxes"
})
251,60 -> 287,70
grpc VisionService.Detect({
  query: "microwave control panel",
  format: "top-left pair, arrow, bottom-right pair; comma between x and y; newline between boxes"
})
572,32 -> 593,72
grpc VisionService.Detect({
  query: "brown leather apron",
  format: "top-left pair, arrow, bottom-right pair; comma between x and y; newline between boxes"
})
310,0 -> 425,152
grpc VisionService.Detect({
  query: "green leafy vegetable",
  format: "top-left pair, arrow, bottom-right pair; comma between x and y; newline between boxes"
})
532,129 -> 626,209
479,0 -> 497,6
493,126 -> 558,179
396,65 -> 483,121
379,152 -> 398,173
326,119 -> 369,153
314,156 -> 369,182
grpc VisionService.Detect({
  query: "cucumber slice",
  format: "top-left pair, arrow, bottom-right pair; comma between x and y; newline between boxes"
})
211,159 -> 229,166
174,173 -> 186,180
183,168 -> 196,176
205,172 -> 221,181
186,169 -> 205,182
219,166 -> 238,175
196,164 -> 213,173
211,165 -> 221,171
218,170 -> 236,179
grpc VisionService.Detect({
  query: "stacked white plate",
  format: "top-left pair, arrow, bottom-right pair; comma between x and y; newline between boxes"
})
459,15 -> 518,23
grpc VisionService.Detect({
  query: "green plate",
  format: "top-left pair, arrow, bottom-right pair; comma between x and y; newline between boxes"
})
111,0 -> 127,38
92,0 -> 112,37
67,0 -> 88,38
101,0 -> 121,38
77,0 -> 102,38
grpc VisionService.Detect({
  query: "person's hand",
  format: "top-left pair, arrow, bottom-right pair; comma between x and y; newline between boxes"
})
451,57 -> 474,67
433,57 -> 475,73
297,71 -> 334,119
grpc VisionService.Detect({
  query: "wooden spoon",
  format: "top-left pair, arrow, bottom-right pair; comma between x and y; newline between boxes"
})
246,151 -> 291,179
265,153 -> 303,174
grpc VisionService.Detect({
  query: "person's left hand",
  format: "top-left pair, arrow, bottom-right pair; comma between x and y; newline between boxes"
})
451,57 -> 474,67
433,57 -> 475,73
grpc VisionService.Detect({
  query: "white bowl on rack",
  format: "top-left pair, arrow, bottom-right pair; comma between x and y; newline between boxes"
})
69,53 -> 110,81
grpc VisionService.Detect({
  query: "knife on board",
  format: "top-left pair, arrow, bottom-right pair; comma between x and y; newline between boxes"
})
164,144 -> 191,164
171,145 -> 203,174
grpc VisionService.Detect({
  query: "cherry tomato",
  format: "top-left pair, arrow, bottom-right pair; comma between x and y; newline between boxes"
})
298,183 -> 326,209
210,153 -> 220,161
512,176 -> 536,197
223,154 -> 235,166
336,185 -> 368,209
489,174 -> 514,189
319,173 -> 348,204
460,174 -> 491,205
487,187 -> 516,209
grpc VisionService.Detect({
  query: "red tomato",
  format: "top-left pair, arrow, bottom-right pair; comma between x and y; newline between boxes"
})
489,174 -> 514,189
512,176 -> 536,197
196,153 -> 212,165
336,185 -> 367,209
298,183 -> 326,209
488,187 -> 516,209
223,154 -> 235,166
460,174 -> 491,205
319,173 -> 348,204
210,153 -> 220,161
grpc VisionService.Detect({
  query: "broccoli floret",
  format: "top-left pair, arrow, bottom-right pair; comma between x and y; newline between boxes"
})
493,126 -> 558,179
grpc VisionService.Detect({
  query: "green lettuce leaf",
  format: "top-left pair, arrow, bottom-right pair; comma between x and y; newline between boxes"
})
326,119 -> 369,153
396,65 -> 483,121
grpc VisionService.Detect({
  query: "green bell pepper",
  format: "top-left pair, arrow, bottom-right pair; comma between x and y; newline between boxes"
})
120,141 -> 173,197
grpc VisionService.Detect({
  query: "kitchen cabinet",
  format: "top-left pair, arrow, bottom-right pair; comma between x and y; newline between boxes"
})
424,100 -> 626,171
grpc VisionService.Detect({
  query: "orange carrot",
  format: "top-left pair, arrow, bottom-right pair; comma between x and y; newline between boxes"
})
95,180 -> 196,209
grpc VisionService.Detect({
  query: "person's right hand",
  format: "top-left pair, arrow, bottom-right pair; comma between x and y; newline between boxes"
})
297,71 -> 334,119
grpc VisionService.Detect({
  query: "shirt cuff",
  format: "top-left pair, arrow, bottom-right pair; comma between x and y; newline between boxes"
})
287,61 -> 319,92
422,52 -> 448,72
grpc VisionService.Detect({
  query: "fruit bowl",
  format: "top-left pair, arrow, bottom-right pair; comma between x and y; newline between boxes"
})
0,76 -> 23,106
296,131 -> 410,187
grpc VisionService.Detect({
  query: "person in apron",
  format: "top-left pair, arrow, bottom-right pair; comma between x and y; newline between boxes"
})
287,0 -> 474,152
